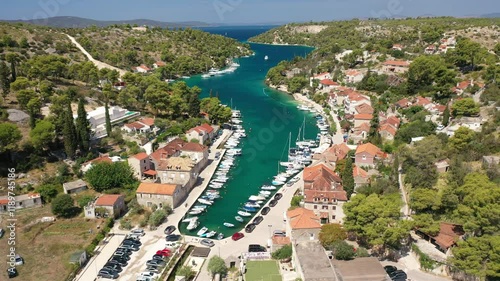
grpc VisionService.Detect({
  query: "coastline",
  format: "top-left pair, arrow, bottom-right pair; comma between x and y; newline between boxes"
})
247,40 -> 316,49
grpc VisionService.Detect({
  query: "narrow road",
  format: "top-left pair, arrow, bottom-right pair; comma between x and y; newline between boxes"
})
398,164 -> 411,219
65,34 -> 127,77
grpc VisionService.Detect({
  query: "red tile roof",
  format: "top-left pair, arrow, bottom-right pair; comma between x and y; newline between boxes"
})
326,143 -> 351,161
431,223 -> 465,249
155,61 -> 166,67
140,117 -> 155,127
136,183 -> 178,195
320,79 -> 338,86
125,121 -> 145,130
303,163 -> 342,185
286,208 -> 321,229
355,122 -> 371,132
353,165 -> 368,178
188,123 -> 214,134
83,155 -> 113,166
380,116 -> 400,128
345,69 -> 362,76
304,189 -> 348,202
95,194 -> 123,206
383,60 -> 410,67
379,123 -> 397,136
182,142 -> 207,152
354,114 -> 373,120
396,98 -> 410,108
150,138 -> 186,162
0,199 -> 9,205
355,143 -> 383,157
133,152 -> 149,160
416,96 -> 432,106
314,72 -> 330,78
355,103 -> 374,115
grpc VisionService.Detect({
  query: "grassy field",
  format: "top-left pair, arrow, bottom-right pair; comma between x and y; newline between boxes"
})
0,206 -> 101,281
245,260 -> 282,281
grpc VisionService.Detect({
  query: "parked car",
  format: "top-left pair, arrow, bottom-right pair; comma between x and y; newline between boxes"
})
261,207 -> 270,215
123,239 -> 141,246
139,271 -> 158,278
269,200 -> 278,207
127,233 -> 143,240
389,270 -> 407,280
274,193 -> 283,200
273,230 -> 286,237
120,243 -> 140,251
14,255 -> 24,266
146,266 -> 161,274
384,265 -> 397,274
152,254 -> 166,261
156,248 -> 171,257
165,234 -> 181,242
245,224 -> 256,233
252,216 -> 263,225
130,228 -> 145,236
114,250 -> 131,257
146,259 -> 166,267
116,247 -> 132,254
7,268 -> 18,279
248,244 -> 266,253
109,257 -> 128,266
200,239 -> 215,247
231,232 -> 244,241
102,264 -> 122,273
98,269 -> 119,279
164,225 -> 176,235
106,260 -> 125,268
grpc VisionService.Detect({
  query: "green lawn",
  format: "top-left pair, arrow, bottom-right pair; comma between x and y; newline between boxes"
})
245,260 -> 282,281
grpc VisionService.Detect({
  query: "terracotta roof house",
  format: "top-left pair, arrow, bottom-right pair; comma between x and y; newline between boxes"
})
425,44 -> 437,54
355,103 -> 374,115
153,61 -> 166,68
156,156 -> 198,191
392,44 -> 404,51
181,142 -> 209,169
353,114 -> 373,127
84,194 -> 126,219
344,69 -> 364,84
313,72 -> 331,80
122,117 -> 156,134
355,143 -> 385,167
303,163 -> 347,224
415,96 -> 433,110
379,123 -> 398,140
128,152 -> 154,180
395,98 -> 411,109
186,123 -> 216,144
136,182 -> 185,208
418,222 -> 465,255
134,64 -> 151,73
150,138 -> 186,166
453,79 -> 485,95
286,208 -> 322,242
319,79 -> 339,90
353,165 -> 369,189
380,116 -> 400,128
326,143 -> 351,162
351,122 -> 371,142
382,60 -> 410,73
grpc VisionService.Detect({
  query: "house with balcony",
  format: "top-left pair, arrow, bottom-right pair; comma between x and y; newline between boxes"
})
156,157 -> 198,191
128,152 -> 156,180
302,163 -> 348,224
180,142 -> 209,170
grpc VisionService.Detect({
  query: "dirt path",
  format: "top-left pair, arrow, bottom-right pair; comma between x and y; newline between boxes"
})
65,34 -> 127,77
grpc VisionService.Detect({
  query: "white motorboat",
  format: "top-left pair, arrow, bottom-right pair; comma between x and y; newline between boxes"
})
274,176 -> 287,182
297,104 -> 309,111
205,231 -> 217,238
231,119 -> 242,124
187,219 -> 199,230
235,216 -> 244,222
261,185 -> 277,190
189,209 -> 203,215
237,210 -> 252,217
249,195 -> 266,201
213,178 -> 227,183
198,198 -> 213,205
224,222 -> 235,228
264,55 -> 269,60
272,180 -> 285,186
245,202 -> 260,208
182,216 -> 198,223
280,161 -> 294,167
258,192 -> 270,198
259,190 -> 272,196
197,226 -> 208,236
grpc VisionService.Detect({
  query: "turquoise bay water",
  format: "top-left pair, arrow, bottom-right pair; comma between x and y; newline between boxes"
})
180,27 -> 317,237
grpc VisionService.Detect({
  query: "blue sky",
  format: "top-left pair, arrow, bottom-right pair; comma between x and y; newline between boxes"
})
1,0 -> 499,24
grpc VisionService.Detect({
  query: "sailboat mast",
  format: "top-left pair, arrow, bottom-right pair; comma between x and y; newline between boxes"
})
302,116 -> 306,141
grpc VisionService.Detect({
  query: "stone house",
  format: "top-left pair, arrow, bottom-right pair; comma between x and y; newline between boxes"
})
135,182 -> 185,209
156,157 -> 198,191
180,142 -> 209,170
382,60 -> 410,73
355,143 -> 384,168
0,192 -> 42,213
185,123 -> 215,144
286,208 -> 322,242
63,179 -> 88,194
353,165 -> 369,189
84,194 -> 126,219
128,152 -> 155,180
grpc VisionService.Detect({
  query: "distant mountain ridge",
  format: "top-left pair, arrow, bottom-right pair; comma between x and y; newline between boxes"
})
2,16 -> 212,28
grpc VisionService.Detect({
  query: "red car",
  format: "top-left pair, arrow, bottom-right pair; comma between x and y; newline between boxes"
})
156,248 -> 171,257
232,232 -> 244,241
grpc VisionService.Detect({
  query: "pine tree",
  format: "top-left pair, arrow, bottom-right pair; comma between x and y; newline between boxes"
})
0,61 -> 10,97
342,157 -> 355,199
105,102 -> 112,137
63,102 -> 77,159
75,98 -> 91,151
442,105 -> 450,126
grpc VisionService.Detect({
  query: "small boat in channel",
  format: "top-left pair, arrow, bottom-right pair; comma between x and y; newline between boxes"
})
197,226 -> 208,236
238,210 -> 252,217
235,216 -> 244,222
223,222 -> 235,228
198,198 -> 213,205
187,219 -> 200,231
205,231 -> 217,238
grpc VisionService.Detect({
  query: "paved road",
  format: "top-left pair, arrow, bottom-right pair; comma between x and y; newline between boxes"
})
66,34 -> 127,76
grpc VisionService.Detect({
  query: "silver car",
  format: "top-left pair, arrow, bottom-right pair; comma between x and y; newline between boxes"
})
200,239 -> 215,247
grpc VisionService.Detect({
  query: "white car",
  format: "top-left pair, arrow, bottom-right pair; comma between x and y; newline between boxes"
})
131,229 -> 145,236
138,271 -> 158,280
436,124 -> 445,131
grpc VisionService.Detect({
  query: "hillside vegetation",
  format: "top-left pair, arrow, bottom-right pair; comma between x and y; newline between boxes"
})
67,26 -> 252,74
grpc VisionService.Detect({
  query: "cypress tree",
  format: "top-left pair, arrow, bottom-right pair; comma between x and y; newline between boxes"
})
442,105 -> 450,126
76,98 -> 91,151
63,102 -> 77,159
105,102 -> 112,137
0,61 -> 10,97
6,54 -> 17,82
342,157 -> 355,199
